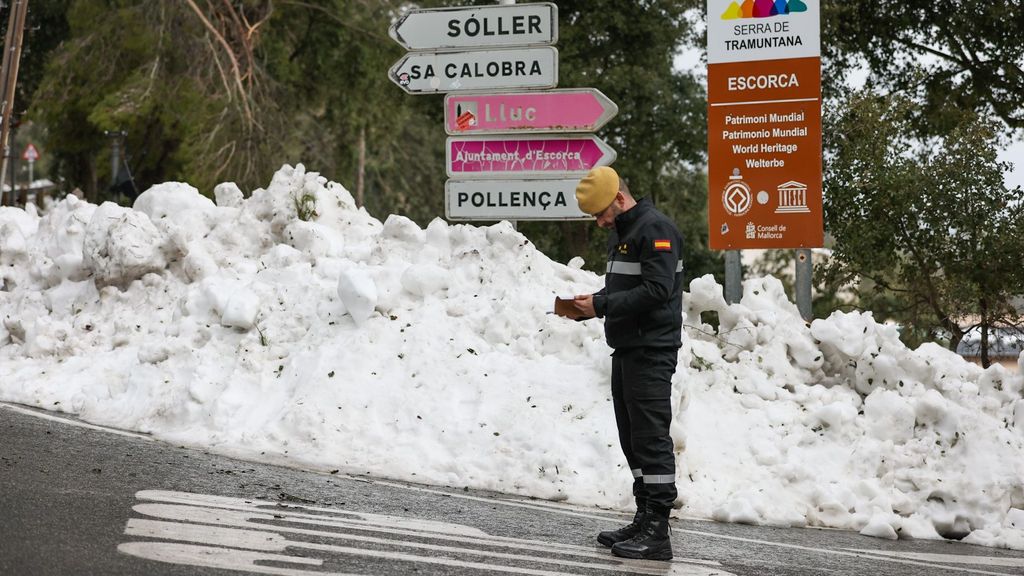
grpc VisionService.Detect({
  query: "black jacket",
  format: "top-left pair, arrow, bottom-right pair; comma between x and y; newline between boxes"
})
593,198 -> 684,350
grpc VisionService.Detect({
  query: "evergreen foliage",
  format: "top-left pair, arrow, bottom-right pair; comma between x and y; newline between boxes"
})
821,0 -> 1024,133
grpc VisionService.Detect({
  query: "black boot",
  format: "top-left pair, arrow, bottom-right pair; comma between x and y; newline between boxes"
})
610,510 -> 672,561
596,508 -> 643,548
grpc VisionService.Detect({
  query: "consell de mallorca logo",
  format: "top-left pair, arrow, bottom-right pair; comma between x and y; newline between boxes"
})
721,0 -> 808,19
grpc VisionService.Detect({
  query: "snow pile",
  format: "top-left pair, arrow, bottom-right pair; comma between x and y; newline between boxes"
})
1,164 -> 1023,550
681,277 -> 1024,548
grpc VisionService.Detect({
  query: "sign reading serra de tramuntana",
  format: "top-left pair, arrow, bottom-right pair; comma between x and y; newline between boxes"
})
706,0 -> 824,250
388,2 -> 619,222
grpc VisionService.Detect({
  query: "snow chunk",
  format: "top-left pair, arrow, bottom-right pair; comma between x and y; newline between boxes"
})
221,288 -> 260,330
337,268 -> 377,326
214,182 -> 244,208
82,202 -> 166,286
381,214 -> 424,245
860,513 -> 899,540
863,389 -> 915,443
401,264 -> 450,297
134,182 -> 216,221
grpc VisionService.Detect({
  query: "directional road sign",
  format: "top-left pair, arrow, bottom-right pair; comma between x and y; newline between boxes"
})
446,179 -> 589,221
447,135 -> 616,178
445,89 -> 618,135
389,47 -> 558,94
389,3 -> 557,51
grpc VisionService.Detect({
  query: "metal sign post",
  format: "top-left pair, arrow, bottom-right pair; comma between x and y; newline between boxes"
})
21,142 -> 37,198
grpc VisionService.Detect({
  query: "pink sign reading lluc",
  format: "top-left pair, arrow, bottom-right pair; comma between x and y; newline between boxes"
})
449,138 -> 609,175
447,91 -> 612,133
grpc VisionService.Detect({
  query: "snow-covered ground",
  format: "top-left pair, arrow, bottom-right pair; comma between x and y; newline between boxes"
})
2,165 -> 1023,550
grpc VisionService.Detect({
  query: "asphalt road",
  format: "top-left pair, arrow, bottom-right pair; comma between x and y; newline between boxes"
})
2,401 -> 1022,576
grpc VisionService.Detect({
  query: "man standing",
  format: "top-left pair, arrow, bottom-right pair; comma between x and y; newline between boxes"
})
559,166 -> 684,561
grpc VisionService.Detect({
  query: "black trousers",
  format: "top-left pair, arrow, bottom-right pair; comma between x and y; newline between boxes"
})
611,346 -> 678,512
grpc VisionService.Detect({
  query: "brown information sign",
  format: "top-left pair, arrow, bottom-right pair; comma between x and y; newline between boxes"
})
706,0 -> 823,249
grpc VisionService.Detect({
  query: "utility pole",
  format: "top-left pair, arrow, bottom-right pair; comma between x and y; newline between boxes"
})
0,0 -> 28,206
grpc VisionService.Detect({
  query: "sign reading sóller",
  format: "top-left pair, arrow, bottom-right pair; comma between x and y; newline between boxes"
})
706,0 -> 823,250
389,3 -> 557,51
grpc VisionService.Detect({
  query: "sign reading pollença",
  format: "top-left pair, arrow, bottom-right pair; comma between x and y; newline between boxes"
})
706,0 -> 823,250
446,179 -> 589,220
389,3 -> 557,51
389,47 -> 558,94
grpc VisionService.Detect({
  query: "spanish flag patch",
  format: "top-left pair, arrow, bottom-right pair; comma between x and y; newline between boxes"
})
653,239 -> 672,252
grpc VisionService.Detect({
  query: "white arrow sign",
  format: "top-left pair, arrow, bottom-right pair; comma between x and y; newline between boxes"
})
446,179 -> 590,221
389,3 -> 558,51
389,47 -> 558,94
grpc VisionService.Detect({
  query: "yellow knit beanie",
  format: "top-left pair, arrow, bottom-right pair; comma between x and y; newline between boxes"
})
575,166 -> 619,215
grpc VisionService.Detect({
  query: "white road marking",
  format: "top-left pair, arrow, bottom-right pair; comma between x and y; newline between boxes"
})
124,517 -> 726,576
0,402 -> 153,440
135,490 -> 612,557
117,542 -> 348,576
845,549 -> 1024,568
122,490 -> 732,576
127,510 -> 719,576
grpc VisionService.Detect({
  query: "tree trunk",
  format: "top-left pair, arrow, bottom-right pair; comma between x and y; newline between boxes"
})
943,315 -> 965,355
356,125 -> 365,208
84,156 -> 97,203
560,221 -> 591,266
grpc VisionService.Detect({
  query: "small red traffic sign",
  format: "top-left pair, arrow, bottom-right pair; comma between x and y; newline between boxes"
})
22,143 -> 39,162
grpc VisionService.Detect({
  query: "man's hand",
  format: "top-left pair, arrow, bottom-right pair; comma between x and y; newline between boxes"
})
554,294 -> 596,321
573,294 -> 596,319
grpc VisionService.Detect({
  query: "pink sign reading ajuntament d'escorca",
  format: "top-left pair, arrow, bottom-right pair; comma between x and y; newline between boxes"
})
447,135 -> 616,178
445,89 -> 618,135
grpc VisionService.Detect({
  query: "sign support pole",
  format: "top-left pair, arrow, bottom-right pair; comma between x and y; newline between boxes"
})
8,147 -> 15,207
795,249 -> 812,321
500,0 -> 514,232
724,250 -> 742,304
